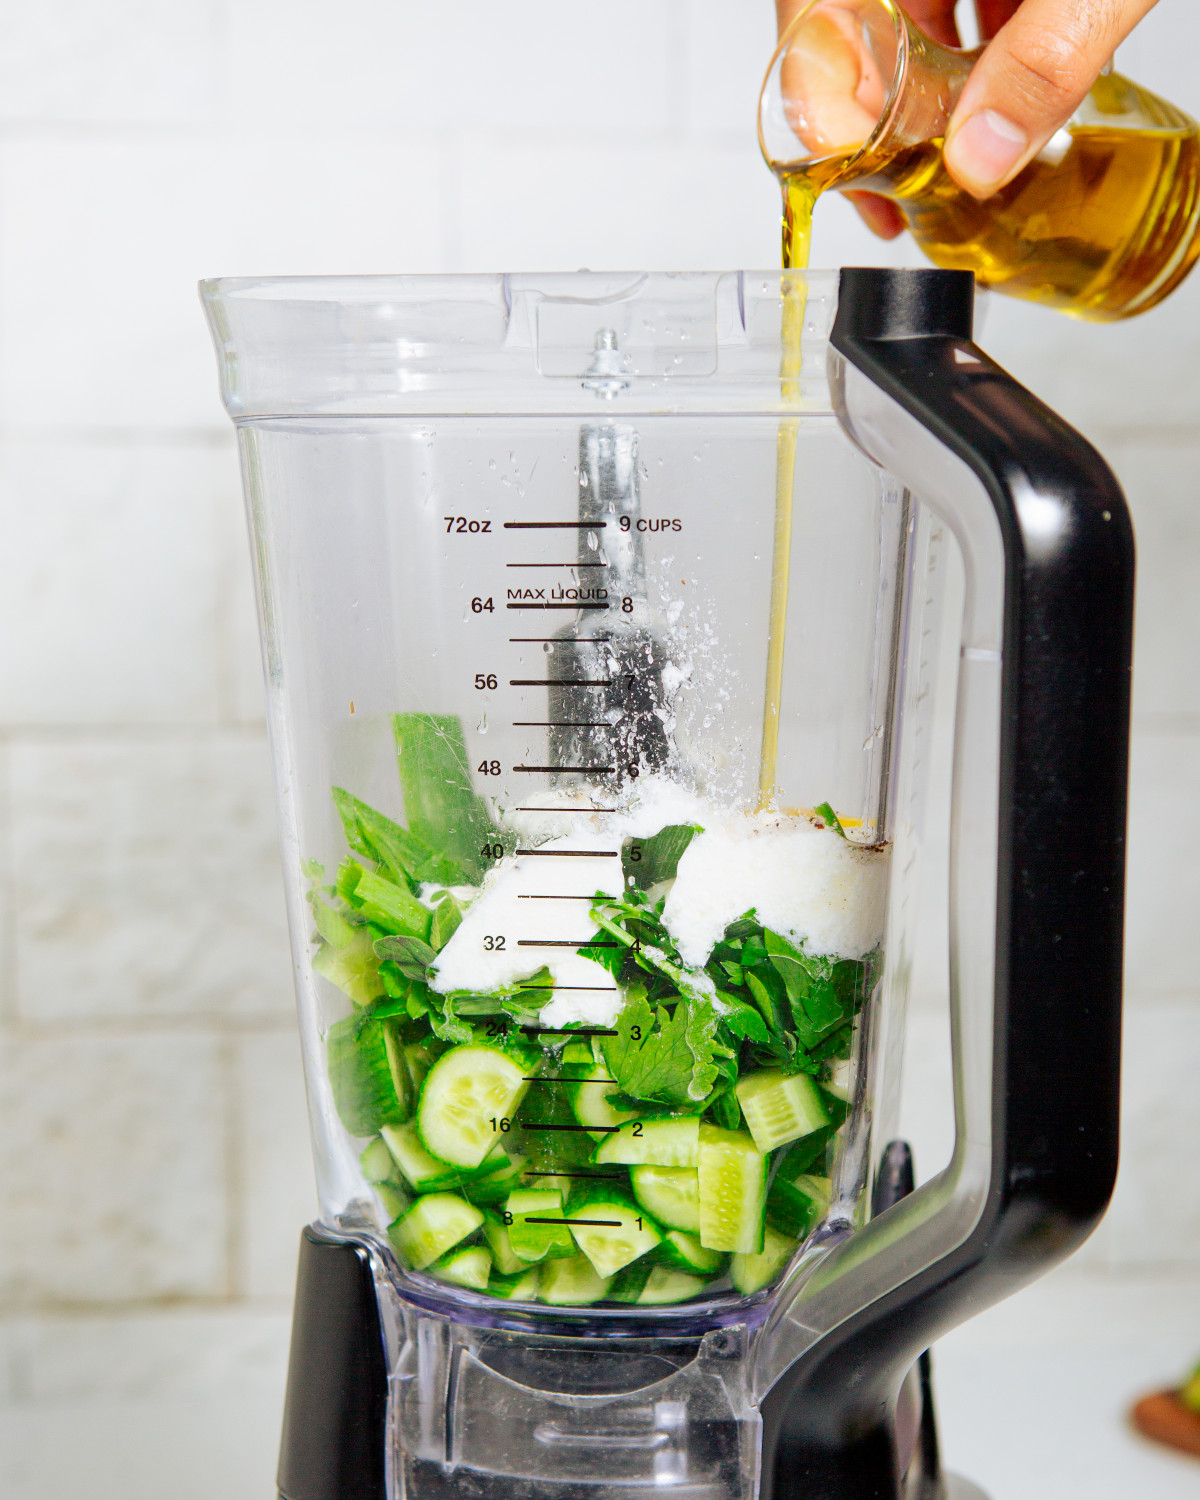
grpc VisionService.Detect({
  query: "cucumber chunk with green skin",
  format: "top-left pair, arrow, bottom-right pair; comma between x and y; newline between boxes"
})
698,1126 -> 766,1254
360,1135 -> 401,1185
539,1255 -> 612,1306
433,1245 -> 492,1291
375,1182 -> 410,1221
490,1266 -> 541,1302
381,1026 -> 414,1120
460,1152 -> 528,1207
636,1267 -> 708,1305
730,1224 -> 797,1294
594,1117 -> 700,1168
735,1069 -> 828,1154
631,1167 -> 700,1232
313,930 -> 384,1006
482,1213 -> 525,1275
328,1016 -> 407,1137
418,1045 -> 530,1168
766,1171 -> 831,1239
568,1198 -> 662,1279
380,1122 -> 460,1192
505,1189 -> 575,1262
608,1260 -> 653,1303
390,1194 -> 483,1270
657,1229 -> 725,1275
570,1065 -> 637,1134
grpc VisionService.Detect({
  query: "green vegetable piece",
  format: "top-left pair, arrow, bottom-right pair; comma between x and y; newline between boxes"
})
332,786 -> 466,886
812,802 -> 847,838
350,869 -> 431,939
433,1244 -> 492,1291
539,1255 -> 612,1306
482,1213 -> 525,1275
766,1171 -> 830,1240
569,1064 -> 638,1134
490,1266 -> 541,1302
327,1015 -> 408,1137
375,1182 -> 410,1221
568,1197 -> 662,1280
312,930 -> 385,1007
636,1267 -> 708,1305
390,1193 -> 483,1269
381,1121 -> 462,1192
374,933 -> 439,984
312,896 -> 359,950
430,891 -> 465,951
735,1069 -> 829,1154
505,1188 -> 575,1262
697,1125 -> 766,1255
730,1224 -> 797,1294
360,1136 -> 400,1185
602,995 -> 696,1107
623,824 -> 698,889
656,1229 -> 725,1275
393,713 -> 495,882
632,1167 -> 701,1233
418,1045 -> 530,1168
595,1117 -> 700,1168
608,1260 -> 653,1303
460,1150 -> 528,1207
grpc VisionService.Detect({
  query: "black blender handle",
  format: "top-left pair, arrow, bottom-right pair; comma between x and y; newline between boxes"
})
760,269 -> 1134,1500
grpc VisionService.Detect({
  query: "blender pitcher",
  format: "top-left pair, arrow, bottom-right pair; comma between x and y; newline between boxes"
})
201,266 -> 1133,1500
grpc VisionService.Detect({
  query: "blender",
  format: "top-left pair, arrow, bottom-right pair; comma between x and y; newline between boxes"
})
202,265 -> 1133,1500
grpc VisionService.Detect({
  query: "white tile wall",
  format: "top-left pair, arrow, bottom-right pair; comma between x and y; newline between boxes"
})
1,1 -> 1198,1497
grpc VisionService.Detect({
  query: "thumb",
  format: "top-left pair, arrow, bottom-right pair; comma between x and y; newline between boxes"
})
944,0 -> 1159,199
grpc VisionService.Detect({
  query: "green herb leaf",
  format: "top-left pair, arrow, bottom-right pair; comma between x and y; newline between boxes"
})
812,802 -> 847,839
623,823 -> 699,890
429,890 -> 465,951
332,787 -> 468,886
374,933 -> 439,982
601,994 -> 696,1107
716,992 -> 770,1046
393,713 -> 496,881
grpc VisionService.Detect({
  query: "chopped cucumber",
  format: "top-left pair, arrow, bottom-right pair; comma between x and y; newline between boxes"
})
767,1171 -> 831,1239
482,1213 -> 525,1276
825,1058 -> 853,1102
434,1245 -> 492,1291
631,1167 -> 700,1232
505,1189 -> 575,1262
570,1064 -> 637,1134
698,1126 -> 766,1254
594,1117 -> 700,1168
381,1122 -> 462,1192
490,1266 -> 541,1302
657,1229 -> 724,1275
460,1151 -> 528,1207
539,1255 -> 612,1306
730,1224 -> 797,1294
608,1260 -> 654,1303
382,1027 -> 414,1121
360,1135 -> 400,1185
636,1267 -> 708,1305
375,1182 -> 410,1221
735,1070 -> 828,1154
328,1015 -> 407,1137
568,1198 -> 661,1280
390,1193 -> 483,1270
313,930 -> 384,1006
404,1042 -> 436,1094
418,1045 -> 530,1168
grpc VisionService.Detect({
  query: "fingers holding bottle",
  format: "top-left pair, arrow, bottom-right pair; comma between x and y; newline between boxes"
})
944,0 -> 1161,198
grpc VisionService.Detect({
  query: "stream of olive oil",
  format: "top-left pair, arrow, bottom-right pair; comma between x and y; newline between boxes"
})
757,179 -> 816,806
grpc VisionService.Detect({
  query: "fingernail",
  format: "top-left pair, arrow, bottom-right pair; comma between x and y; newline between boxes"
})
945,109 -> 1029,195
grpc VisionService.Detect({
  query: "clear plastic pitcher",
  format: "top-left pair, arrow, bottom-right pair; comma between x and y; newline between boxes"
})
202,267 -> 1133,1500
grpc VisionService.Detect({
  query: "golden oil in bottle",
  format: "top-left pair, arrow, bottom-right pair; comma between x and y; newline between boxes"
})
776,74 -> 1200,318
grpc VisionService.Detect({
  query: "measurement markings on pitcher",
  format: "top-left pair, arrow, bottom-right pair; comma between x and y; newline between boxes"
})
503,521 -> 608,530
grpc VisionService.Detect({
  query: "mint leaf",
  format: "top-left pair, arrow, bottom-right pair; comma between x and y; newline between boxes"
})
429,890 -> 464,951
393,714 -> 496,881
812,801 -> 846,838
374,933 -> 438,981
601,995 -> 696,1107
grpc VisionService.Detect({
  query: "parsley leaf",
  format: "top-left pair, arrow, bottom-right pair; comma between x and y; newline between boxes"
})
601,994 -> 697,1107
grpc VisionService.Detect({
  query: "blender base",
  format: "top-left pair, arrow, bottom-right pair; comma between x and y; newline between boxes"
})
276,1226 -> 990,1500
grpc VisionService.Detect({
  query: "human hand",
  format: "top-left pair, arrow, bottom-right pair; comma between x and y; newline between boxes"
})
774,0 -> 1162,238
